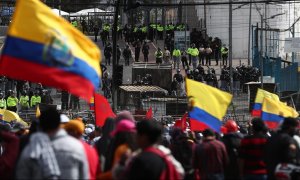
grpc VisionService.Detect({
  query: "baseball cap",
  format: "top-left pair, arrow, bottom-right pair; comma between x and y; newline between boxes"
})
111,119 -> 136,136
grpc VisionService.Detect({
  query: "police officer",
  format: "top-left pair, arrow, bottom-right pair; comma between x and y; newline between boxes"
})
19,91 -> 29,110
30,91 -> 41,108
61,90 -> 69,110
190,44 -> 199,69
7,90 -> 18,112
155,47 -> 163,65
104,43 -> 112,66
0,92 -> 6,109
123,44 -> 132,66
142,41 -> 150,62
221,44 -> 229,66
172,47 -> 181,69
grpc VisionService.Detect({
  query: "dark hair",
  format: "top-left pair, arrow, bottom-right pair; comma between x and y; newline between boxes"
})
137,120 -> 162,144
282,117 -> 299,131
251,118 -> 267,133
202,129 -> 215,137
39,107 -> 60,132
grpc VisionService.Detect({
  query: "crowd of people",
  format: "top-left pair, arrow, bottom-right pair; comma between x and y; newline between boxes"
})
1,107 -> 300,180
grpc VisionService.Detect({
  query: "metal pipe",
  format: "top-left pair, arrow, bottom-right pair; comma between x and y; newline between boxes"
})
260,15 -> 264,89
229,0 -> 233,93
112,0 -> 120,111
248,0 -> 252,65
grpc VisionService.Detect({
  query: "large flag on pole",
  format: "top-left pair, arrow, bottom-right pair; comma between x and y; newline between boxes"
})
186,78 -> 232,132
262,97 -> 299,129
0,0 -> 101,100
252,88 -> 279,117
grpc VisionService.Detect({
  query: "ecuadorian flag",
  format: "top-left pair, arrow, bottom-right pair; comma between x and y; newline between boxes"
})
186,78 -> 232,132
252,88 -> 279,117
0,0 -> 101,100
262,97 -> 299,129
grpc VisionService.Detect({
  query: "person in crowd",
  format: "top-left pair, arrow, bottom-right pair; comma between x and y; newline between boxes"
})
155,47 -> 163,65
199,44 -> 206,66
7,90 -> 18,112
19,91 -> 29,111
221,44 -> 229,66
30,90 -> 41,108
187,45 -> 192,66
205,46 -> 213,66
116,45 -> 122,65
163,47 -> 171,64
70,94 -> 80,110
41,89 -> 53,105
170,128 -> 195,180
181,50 -> 189,69
265,117 -> 300,180
194,129 -> 228,179
123,120 -> 184,180
0,124 -> 20,179
104,43 -> 113,66
64,120 -> 101,179
189,44 -> 199,69
222,120 -> 243,180
98,119 -> 137,180
95,118 -> 115,166
123,44 -> 132,66
16,108 -> 89,179
0,92 -> 6,109
61,90 -> 69,111
94,22 -> 100,42
239,118 -> 268,180
133,39 -> 141,62
142,41 -> 150,62
172,47 -> 181,69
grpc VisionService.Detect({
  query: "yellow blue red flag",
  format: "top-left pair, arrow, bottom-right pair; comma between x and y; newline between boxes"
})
186,78 -> 233,132
262,97 -> 299,129
0,0 -> 101,100
252,88 -> 279,117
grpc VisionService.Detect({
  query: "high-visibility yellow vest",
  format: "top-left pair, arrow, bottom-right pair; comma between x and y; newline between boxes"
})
190,48 -> 199,57
31,95 -> 41,107
0,99 -> 6,109
20,95 -> 29,108
172,49 -> 181,57
7,96 -> 18,107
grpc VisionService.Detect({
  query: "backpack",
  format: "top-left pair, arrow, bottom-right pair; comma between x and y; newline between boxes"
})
145,147 -> 181,180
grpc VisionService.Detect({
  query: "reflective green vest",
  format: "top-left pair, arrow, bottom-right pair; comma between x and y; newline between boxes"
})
221,47 -> 229,55
155,51 -> 163,58
7,96 -> 18,107
31,95 -> 41,107
172,49 -> 181,57
190,48 -> 199,57
0,99 -> 6,109
141,26 -> 147,33
20,95 -> 29,108
157,26 -> 164,32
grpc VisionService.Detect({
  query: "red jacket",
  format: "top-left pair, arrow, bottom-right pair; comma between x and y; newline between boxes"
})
81,140 -> 100,179
0,131 -> 20,179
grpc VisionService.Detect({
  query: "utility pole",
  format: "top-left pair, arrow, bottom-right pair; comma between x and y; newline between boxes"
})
247,0 -> 252,65
112,0 -> 120,110
184,0 -> 187,49
229,0 -> 233,93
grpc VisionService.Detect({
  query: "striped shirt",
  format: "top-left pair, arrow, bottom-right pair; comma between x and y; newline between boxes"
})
239,134 -> 268,175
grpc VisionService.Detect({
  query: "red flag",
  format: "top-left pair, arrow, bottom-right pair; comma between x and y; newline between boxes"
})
174,113 -> 188,130
94,93 -> 116,127
145,107 -> 153,120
